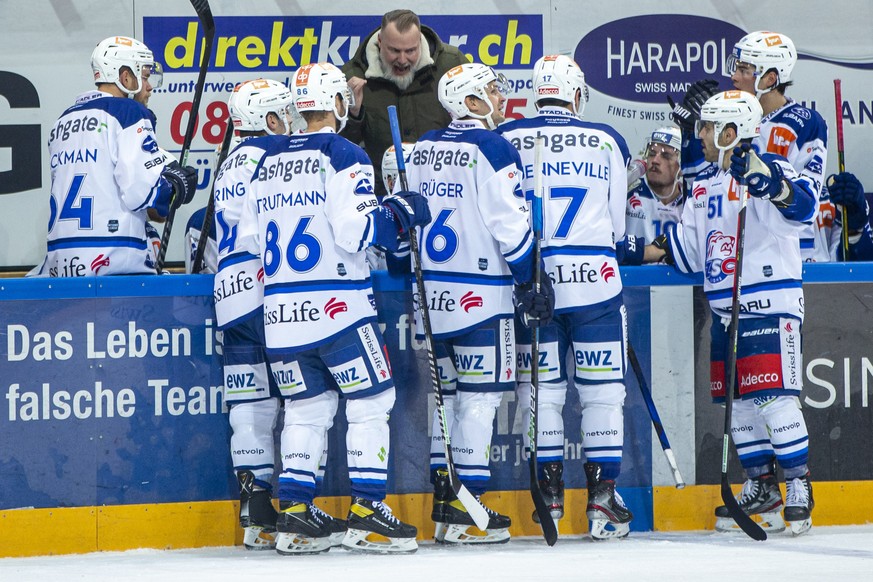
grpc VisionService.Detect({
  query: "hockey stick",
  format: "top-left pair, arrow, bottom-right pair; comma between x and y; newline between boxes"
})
626,341 -> 685,488
156,0 -> 215,274
527,137 -> 558,545
191,117 -> 234,273
720,169 -> 767,541
833,79 -> 849,260
386,106 -> 490,531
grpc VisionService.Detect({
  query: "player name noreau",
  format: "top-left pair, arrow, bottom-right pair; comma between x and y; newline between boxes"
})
5,322 -> 200,362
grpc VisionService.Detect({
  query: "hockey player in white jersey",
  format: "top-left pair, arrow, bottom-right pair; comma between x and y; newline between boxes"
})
212,78 -> 348,551
408,62 -> 553,544
238,63 -> 430,554
38,36 -> 197,276
496,54 -> 634,540
626,127 -> 685,246
650,91 -> 817,536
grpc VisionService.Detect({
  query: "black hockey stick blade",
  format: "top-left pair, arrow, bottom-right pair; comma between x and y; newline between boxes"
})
387,105 -> 489,532
720,462 -> 767,541
530,467 -> 559,545
719,192 -> 766,542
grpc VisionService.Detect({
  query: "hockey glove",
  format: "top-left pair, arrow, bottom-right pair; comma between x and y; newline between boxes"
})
651,234 -> 675,266
162,161 -> 199,209
382,190 -> 432,236
828,172 -> 870,232
730,144 -> 787,200
668,78 -> 719,133
514,272 -> 555,328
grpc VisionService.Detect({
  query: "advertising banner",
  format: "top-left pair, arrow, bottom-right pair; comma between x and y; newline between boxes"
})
0,276 -> 652,512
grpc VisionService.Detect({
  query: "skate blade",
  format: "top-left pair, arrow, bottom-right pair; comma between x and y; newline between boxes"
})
589,518 -> 630,540
275,532 -> 332,555
328,530 -> 348,547
788,517 -> 812,536
715,512 -> 785,534
243,526 -> 276,550
532,507 -> 564,524
341,528 -> 418,554
435,523 -> 510,545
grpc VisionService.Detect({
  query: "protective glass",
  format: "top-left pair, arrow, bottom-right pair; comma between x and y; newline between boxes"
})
694,120 -> 713,140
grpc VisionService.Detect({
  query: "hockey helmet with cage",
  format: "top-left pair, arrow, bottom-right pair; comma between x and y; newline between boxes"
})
726,31 -> 797,96
381,142 -> 414,193
438,63 -> 510,129
291,63 -> 354,132
532,54 -> 588,117
91,36 -> 159,97
647,126 -> 682,153
696,90 -> 762,152
229,79 -> 295,135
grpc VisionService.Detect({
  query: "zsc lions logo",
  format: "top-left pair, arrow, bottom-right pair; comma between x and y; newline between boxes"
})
705,229 -> 736,284
141,135 -> 159,154
354,178 -> 374,195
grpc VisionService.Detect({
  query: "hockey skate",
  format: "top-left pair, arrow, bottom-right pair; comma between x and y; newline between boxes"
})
532,461 -> 564,524
311,504 -> 348,547
715,463 -> 785,534
432,470 -> 510,544
784,474 -> 814,536
275,501 -> 332,555
585,462 -> 633,540
342,497 -> 418,554
237,471 -> 278,550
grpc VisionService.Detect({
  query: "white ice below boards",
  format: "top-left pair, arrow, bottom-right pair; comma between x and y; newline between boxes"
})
1,525 -> 871,581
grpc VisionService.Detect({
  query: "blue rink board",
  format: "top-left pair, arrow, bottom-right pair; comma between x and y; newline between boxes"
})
0,264 -> 865,530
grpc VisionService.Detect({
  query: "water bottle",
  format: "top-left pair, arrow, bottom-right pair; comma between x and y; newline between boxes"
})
626,159 -> 647,192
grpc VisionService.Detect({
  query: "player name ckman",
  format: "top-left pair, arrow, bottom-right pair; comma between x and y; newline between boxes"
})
6,322 -> 194,361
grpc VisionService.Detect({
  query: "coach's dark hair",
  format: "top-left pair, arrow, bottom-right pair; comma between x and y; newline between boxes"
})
382,9 -> 420,33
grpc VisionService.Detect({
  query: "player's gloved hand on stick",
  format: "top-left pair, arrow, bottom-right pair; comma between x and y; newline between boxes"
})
515,269 -> 555,328
730,143 -> 786,199
667,78 -> 719,132
828,172 -> 870,231
162,161 -> 199,209
651,234 -> 675,266
382,190 -> 432,235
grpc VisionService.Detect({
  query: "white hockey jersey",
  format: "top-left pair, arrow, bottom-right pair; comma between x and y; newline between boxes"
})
211,136 -> 284,329
496,107 -> 631,314
407,120 -> 533,339
753,100 -> 828,261
183,207 -> 218,275
625,178 -> 686,243
667,158 -> 815,321
238,128 -> 381,354
41,91 -> 173,276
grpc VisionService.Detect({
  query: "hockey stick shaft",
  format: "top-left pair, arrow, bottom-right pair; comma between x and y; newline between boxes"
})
834,79 -> 849,260
626,340 -> 685,488
387,106 -> 490,531
720,174 -> 767,541
156,0 -> 215,274
192,117 -> 234,273
528,137 -> 558,545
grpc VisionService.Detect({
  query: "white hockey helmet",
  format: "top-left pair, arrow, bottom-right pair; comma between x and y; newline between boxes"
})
229,79 -> 295,135
438,63 -> 509,129
647,126 -> 682,153
727,31 -> 797,96
291,63 -> 354,132
381,142 -> 414,193
697,90 -> 763,152
91,36 -> 157,97
532,54 -> 588,117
